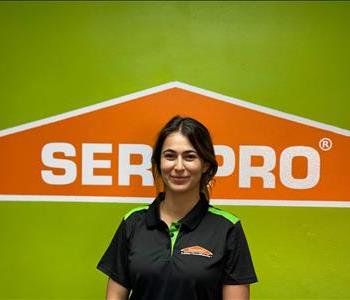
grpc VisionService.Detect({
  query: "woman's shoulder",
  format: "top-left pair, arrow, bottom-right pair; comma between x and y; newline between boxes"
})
123,193 -> 163,225
123,204 -> 149,222
207,205 -> 240,225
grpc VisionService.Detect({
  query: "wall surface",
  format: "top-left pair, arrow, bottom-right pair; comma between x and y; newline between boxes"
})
1,1 -> 349,299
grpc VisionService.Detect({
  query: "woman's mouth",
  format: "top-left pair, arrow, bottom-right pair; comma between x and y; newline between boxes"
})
169,175 -> 190,183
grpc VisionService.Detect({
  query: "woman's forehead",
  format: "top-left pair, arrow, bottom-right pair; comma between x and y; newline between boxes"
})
162,132 -> 196,151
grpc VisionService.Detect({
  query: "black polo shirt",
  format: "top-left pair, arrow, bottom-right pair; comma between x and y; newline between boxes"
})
97,193 -> 257,300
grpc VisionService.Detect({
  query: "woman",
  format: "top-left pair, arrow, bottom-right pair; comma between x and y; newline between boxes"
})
97,116 -> 257,300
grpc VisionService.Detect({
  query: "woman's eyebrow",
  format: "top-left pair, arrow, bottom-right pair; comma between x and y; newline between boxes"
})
162,149 -> 198,154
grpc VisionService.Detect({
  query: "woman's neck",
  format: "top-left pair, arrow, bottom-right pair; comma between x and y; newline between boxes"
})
160,189 -> 200,227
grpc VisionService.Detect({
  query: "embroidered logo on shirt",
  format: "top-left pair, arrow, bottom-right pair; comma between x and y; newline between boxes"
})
180,246 -> 213,258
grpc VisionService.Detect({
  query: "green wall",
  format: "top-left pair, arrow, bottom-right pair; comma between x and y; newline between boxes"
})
1,1 -> 349,299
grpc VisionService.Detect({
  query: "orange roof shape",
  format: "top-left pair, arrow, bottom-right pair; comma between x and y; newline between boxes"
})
1,82 -> 349,207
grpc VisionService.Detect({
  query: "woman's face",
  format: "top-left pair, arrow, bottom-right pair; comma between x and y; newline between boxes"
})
160,132 -> 208,195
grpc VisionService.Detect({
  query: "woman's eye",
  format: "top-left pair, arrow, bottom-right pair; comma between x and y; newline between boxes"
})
164,154 -> 176,160
184,155 -> 197,161
163,152 -> 198,161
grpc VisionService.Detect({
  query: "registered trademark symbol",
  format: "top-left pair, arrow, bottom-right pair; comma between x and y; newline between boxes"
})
319,137 -> 333,151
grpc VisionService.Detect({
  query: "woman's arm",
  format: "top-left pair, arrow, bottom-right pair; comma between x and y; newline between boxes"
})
223,284 -> 250,300
106,278 -> 129,300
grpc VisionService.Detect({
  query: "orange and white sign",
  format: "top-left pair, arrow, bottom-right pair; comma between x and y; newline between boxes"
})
0,82 -> 349,207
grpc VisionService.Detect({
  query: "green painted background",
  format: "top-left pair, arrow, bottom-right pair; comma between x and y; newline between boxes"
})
1,1 -> 349,299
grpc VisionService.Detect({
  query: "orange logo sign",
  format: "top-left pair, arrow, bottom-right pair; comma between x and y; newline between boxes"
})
0,82 -> 349,207
180,246 -> 213,258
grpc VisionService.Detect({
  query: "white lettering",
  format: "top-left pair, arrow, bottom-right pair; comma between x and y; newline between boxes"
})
41,143 -> 77,185
40,143 -> 321,190
239,146 -> 276,188
118,144 -> 153,186
280,146 -> 320,189
82,143 -> 112,185
214,145 -> 235,176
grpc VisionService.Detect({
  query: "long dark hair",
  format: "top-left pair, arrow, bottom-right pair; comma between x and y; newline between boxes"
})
151,116 -> 218,200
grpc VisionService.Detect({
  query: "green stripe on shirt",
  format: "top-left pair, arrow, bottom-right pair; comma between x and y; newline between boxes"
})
208,207 -> 239,224
124,205 -> 149,220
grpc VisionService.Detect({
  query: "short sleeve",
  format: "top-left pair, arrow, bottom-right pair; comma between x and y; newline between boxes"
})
223,221 -> 258,285
97,219 -> 130,289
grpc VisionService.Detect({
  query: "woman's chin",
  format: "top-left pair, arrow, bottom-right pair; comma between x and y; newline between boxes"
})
165,182 -> 197,194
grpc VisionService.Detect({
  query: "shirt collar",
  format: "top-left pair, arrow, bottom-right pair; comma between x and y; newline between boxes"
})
146,192 -> 209,231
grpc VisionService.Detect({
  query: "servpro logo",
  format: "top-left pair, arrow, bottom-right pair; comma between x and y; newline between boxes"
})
0,82 -> 349,207
180,246 -> 213,258
40,143 -> 320,190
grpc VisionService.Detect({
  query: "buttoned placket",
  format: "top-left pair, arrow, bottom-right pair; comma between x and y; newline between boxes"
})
168,222 -> 181,256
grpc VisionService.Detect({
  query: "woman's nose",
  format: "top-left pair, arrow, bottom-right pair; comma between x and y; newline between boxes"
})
174,157 -> 185,170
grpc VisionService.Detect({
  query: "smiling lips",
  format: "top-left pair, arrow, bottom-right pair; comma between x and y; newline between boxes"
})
170,175 -> 190,183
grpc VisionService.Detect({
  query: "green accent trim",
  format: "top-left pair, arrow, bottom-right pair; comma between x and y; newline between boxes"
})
169,222 -> 181,256
123,205 -> 148,220
208,207 -> 239,224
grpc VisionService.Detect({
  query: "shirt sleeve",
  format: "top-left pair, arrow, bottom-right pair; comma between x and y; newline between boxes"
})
222,221 -> 258,285
97,219 -> 130,289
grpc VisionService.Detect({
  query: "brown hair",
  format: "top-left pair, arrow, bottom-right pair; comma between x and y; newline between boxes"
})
151,116 -> 218,200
